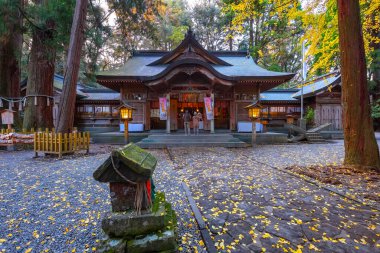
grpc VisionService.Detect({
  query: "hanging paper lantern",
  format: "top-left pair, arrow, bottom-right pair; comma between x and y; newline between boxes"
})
34,96 -> 38,106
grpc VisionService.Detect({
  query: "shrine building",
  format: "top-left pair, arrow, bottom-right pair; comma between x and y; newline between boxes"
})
95,30 -> 295,133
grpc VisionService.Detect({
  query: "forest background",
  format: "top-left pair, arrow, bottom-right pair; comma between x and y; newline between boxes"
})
0,0 -> 378,88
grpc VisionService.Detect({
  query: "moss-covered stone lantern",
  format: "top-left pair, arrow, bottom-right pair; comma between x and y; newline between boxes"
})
93,143 -> 177,253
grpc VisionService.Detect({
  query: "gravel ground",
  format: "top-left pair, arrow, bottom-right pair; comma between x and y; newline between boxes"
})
0,146 -> 204,253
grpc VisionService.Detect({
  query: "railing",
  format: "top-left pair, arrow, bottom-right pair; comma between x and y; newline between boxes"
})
1,129 -> 15,134
34,131 -> 90,158
0,128 -> 55,134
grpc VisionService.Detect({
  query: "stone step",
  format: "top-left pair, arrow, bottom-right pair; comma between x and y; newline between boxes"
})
140,138 -> 239,143
137,133 -> 249,148
143,134 -> 235,139
137,141 -> 249,148
305,132 -> 325,142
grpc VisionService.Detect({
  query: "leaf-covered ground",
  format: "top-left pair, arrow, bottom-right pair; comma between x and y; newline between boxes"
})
0,142 -> 379,253
169,143 -> 380,252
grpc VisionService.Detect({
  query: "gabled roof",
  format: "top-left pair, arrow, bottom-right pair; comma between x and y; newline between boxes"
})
96,30 -> 295,91
261,89 -> 300,103
78,88 -> 120,101
96,53 -> 295,80
21,74 -> 87,97
148,29 -> 231,66
292,72 -> 341,99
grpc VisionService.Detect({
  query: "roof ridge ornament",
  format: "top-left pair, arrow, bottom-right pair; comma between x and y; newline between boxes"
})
187,27 -> 193,37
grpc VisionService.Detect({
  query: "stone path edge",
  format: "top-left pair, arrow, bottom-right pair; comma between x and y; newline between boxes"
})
182,182 -> 218,253
242,154 -> 380,212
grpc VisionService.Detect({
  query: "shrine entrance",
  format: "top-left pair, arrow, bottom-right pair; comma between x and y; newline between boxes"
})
172,92 -> 207,130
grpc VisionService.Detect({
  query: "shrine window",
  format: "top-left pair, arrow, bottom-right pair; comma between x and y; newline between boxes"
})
77,105 -> 94,116
287,106 -> 301,113
94,106 -> 111,117
112,107 -> 119,117
270,106 -> 286,117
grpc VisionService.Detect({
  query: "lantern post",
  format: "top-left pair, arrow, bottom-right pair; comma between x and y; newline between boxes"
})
245,102 -> 262,147
286,114 -> 295,138
118,103 -> 135,144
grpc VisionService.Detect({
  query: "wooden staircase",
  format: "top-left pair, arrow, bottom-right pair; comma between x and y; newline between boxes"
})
285,123 -> 330,143
305,132 -> 325,142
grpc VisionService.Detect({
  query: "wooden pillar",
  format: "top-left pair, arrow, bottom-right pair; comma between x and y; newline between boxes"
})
124,120 -> 129,143
230,100 -> 236,131
166,93 -> 170,134
251,120 -> 256,147
210,93 -> 215,134
145,101 -> 150,131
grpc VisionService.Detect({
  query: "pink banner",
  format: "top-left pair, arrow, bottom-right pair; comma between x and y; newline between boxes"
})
159,97 -> 167,120
204,97 -> 214,120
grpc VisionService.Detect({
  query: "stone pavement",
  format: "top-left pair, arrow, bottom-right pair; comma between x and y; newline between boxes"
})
169,143 -> 380,253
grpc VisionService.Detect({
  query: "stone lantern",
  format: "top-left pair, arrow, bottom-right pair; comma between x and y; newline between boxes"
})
245,101 -> 262,147
286,114 -> 295,125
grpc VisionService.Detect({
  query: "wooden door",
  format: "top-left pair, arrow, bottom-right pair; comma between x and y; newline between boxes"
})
170,99 -> 178,131
320,104 -> 342,130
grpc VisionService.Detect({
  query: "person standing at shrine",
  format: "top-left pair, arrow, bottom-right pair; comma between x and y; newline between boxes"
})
192,112 -> 199,135
183,110 -> 191,135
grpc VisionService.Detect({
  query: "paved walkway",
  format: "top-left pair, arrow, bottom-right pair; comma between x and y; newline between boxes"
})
169,143 -> 379,253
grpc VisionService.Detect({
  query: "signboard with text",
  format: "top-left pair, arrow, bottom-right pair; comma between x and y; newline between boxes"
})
159,97 -> 167,120
204,97 -> 214,120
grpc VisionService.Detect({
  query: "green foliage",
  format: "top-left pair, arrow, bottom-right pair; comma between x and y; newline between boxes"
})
0,0 -> 19,40
372,100 -> 380,119
222,0 -> 303,74
305,107 -> 315,125
168,26 -> 188,48
192,0 -> 227,51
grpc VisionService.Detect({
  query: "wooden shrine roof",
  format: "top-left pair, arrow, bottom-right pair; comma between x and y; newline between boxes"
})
292,72 -> 341,99
96,30 -> 295,92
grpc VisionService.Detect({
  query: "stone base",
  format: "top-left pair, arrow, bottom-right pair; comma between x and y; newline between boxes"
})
127,229 -> 177,253
97,238 -> 126,253
97,230 -> 177,253
102,202 -> 166,238
98,192 -> 177,253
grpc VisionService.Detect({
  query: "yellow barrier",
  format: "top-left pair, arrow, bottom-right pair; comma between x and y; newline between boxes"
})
34,131 -> 90,158
0,129 -> 15,134
0,128 -> 56,134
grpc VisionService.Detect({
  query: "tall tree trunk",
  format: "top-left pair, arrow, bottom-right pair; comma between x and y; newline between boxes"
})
0,0 -> 22,107
248,17 -> 253,49
23,13 -> 56,130
337,0 -> 380,170
56,0 -> 88,133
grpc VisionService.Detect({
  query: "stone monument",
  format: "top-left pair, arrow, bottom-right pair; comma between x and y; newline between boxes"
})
93,143 -> 177,253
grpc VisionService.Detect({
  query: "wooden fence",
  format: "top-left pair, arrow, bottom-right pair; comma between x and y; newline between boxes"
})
34,131 -> 90,158
0,127 -> 77,134
1,129 -> 15,134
